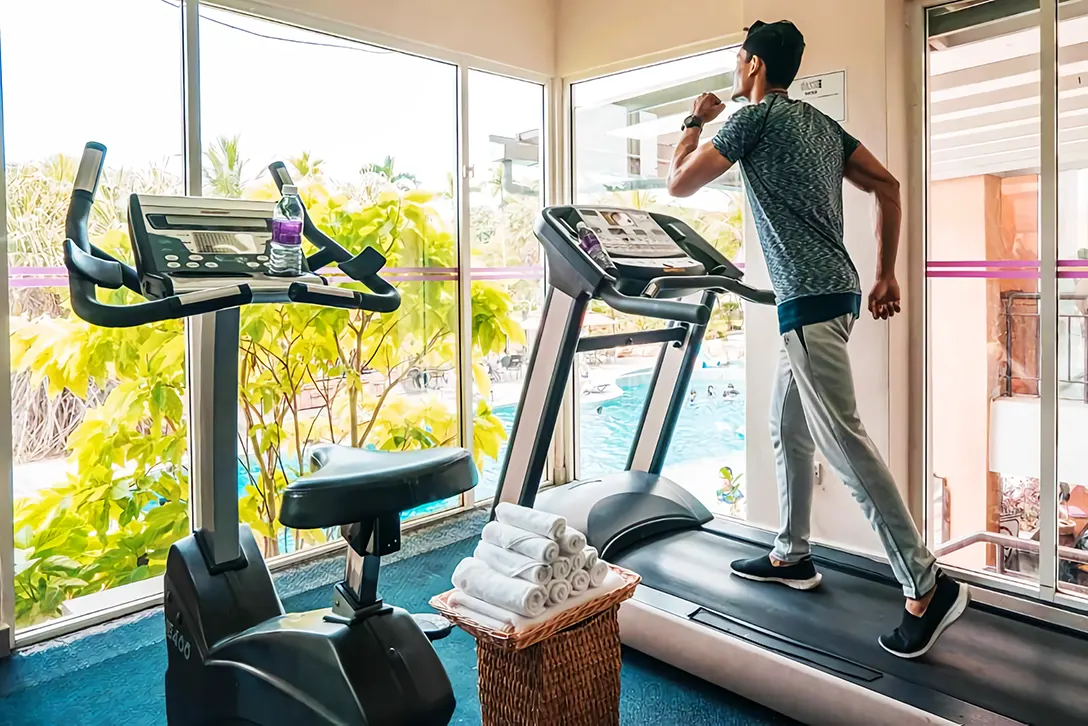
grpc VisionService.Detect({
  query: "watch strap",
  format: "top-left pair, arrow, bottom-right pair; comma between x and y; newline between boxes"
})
682,114 -> 704,131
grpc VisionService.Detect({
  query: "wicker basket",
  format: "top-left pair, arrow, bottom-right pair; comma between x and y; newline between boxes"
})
430,565 -> 640,726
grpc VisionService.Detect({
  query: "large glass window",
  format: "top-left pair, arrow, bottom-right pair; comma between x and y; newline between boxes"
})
466,71 -> 545,502
571,49 -> 748,517
925,1 -> 1043,590
0,0 -> 547,641
199,8 -> 463,559
5,0 -> 186,630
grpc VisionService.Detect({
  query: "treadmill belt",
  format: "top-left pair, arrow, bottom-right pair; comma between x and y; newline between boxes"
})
613,529 -> 1088,725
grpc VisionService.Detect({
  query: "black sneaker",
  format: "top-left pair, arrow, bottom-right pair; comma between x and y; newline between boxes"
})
730,554 -> 823,590
879,575 -> 970,659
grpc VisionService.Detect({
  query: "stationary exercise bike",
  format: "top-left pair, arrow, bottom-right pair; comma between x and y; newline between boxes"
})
62,142 -> 477,725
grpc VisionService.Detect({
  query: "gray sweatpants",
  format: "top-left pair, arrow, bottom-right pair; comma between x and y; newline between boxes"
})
769,314 -> 938,599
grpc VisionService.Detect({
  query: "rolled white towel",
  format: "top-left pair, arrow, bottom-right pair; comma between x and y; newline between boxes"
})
495,502 -> 567,540
450,604 -> 511,632
568,549 -> 586,572
449,569 -> 627,634
569,568 -> 590,595
451,558 -> 548,618
558,528 -> 587,556
547,578 -> 571,606
583,546 -> 599,569
586,560 -> 609,588
481,521 -> 559,564
551,555 -> 572,581
474,541 -> 552,585
449,590 -> 520,630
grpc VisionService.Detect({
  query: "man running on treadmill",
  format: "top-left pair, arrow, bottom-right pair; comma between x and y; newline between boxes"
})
665,20 -> 969,658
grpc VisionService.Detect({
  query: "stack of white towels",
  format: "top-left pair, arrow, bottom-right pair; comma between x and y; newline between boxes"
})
448,503 -> 613,631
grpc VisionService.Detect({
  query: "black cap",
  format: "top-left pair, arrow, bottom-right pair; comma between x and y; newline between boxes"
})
742,20 -> 805,66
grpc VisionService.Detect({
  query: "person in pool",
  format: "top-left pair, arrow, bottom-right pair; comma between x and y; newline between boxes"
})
708,385 -> 716,396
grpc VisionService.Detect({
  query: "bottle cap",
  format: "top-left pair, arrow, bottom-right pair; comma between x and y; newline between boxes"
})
281,184 -> 299,196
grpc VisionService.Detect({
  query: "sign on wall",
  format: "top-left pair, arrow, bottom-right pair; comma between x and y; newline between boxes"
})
789,70 -> 847,122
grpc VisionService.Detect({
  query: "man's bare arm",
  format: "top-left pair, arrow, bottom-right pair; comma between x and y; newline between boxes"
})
666,132 -> 735,198
844,144 -> 901,282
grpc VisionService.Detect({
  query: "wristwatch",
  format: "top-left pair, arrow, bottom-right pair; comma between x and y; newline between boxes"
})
681,115 -> 704,131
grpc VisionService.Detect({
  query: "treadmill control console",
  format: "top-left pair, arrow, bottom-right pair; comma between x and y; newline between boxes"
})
577,208 -> 684,258
569,206 -> 702,276
129,195 -> 321,299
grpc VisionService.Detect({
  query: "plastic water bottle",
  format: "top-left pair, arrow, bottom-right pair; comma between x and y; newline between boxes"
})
268,184 -> 304,276
575,222 -> 617,276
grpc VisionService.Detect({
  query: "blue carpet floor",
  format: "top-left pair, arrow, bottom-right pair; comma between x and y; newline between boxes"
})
0,526 -> 794,725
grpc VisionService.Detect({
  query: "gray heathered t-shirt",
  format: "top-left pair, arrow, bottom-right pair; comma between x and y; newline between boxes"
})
711,94 -> 862,333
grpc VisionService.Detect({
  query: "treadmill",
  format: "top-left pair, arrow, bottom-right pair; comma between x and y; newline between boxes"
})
490,205 -> 1088,726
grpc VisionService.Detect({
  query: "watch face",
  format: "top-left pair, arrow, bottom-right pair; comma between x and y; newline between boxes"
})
682,115 -> 702,130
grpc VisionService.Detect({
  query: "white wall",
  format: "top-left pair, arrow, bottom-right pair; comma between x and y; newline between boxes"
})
231,0 -> 557,75
559,0 -> 914,558
556,0 -> 745,77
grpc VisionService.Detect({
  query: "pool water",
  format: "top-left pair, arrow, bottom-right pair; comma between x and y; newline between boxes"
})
234,363 -> 747,555
476,366 -> 747,511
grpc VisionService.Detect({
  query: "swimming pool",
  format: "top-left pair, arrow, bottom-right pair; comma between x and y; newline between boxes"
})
243,361 -> 747,553
476,364 -> 747,510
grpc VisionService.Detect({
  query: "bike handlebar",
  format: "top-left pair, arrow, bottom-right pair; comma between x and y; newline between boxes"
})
65,237 -> 254,327
62,143 -> 402,328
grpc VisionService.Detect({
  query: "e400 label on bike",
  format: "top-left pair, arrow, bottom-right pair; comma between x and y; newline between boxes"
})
166,619 -> 192,660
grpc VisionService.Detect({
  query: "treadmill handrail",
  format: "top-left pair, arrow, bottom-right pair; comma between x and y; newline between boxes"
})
644,275 -> 777,306
598,281 -> 711,325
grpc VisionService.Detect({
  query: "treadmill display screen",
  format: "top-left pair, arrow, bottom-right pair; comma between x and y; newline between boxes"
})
575,207 -> 683,258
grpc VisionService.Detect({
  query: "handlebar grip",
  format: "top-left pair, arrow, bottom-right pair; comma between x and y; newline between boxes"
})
287,280 -> 401,313
268,161 -> 293,190
645,275 -> 777,306
716,278 -> 777,306
73,142 -> 107,197
599,284 -> 710,326
66,238 -> 125,289
65,238 -> 253,327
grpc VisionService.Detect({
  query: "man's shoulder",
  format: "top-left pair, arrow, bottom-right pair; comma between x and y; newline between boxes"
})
718,103 -> 765,133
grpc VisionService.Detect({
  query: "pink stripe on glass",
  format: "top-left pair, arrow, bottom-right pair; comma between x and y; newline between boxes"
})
926,270 -> 1039,279
926,260 -> 1039,268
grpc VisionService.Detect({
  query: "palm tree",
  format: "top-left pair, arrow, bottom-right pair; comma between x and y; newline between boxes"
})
204,135 -> 247,198
361,155 -> 419,190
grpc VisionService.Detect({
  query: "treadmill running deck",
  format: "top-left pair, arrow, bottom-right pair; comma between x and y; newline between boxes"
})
614,529 -> 1088,725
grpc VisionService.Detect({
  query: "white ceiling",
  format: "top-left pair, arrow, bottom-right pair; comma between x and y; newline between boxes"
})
930,0 -> 1088,180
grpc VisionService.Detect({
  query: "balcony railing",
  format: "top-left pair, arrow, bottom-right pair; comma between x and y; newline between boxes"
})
1002,291 -> 1088,401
